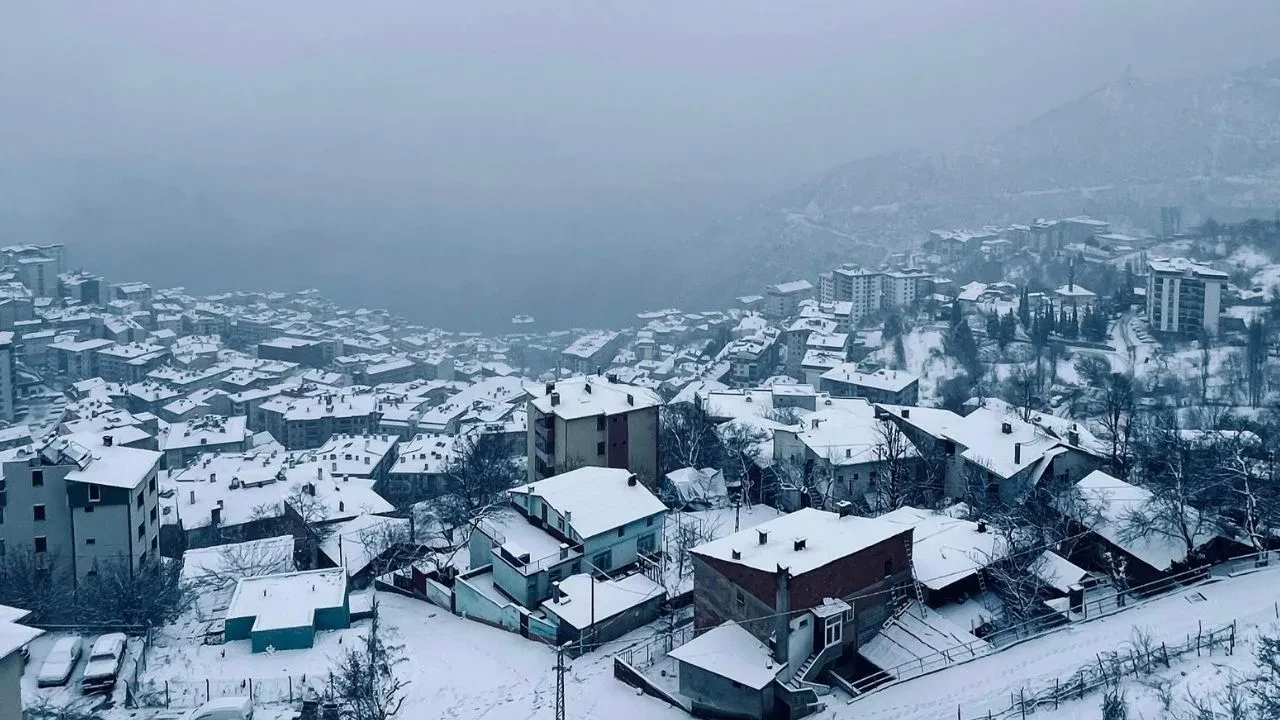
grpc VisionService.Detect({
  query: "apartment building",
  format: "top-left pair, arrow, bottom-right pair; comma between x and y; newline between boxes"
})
560,331 -> 622,375
764,280 -> 814,319
96,342 -> 170,384
526,375 -> 662,485
0,333 -> 13,423
0,434 -> 163,581
259,388 -> 381,450
818,266 -> 935,327
1146,257 -> 1227,336
818,364 -> 920,405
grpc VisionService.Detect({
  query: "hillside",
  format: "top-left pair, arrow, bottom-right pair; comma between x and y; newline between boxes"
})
684,58 -> 1280,303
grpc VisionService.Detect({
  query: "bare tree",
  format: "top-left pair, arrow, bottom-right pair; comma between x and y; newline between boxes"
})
284,482 -> 334,569
76,557 -> 188,627
1094,372 -> 1136,479
718,420 -> 768,508
870,418 -> 920,513
26,697 -> 102,720
0,551 -> 73,624
329,599 -> 409,720
1005,362 -> 1038,422
191,538 -> 294,591
444,433 -> 525,518
659,402 -> 724,476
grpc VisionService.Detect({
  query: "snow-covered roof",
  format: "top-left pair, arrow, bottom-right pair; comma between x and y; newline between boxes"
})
820,365 -> 919,393
541,573 -> 664,630
562,331 -> 620,359
669,621 -> 782,690
789,401 -> 920,467
1033,551 -> 1091,594
0,616 -> 42,662
878,507 -> 1005,590
1148,257 -> 1228,279
160,415 -> 249,452
691,508 -> 907,576
767,279 -> 813,295
61,435 -> 160,489
879,404 -> 1076,480
390,434 -> 456,476
1054,285 -> 1097,298
1065,470 -> 1220,572
508,467 -> 666,540
528,375 -> 662,420
300,433 -> 398,478
225,568 -> 347,632
180,536 -> 295,585
320,514 -> 411,577
664,467 -> 727,504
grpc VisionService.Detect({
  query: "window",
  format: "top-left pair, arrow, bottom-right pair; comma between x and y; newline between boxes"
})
0,540 -> 4,555
617,526 -> 626,538
137,491 -> 144,508
33,505 -> 46,522
88,485 -> 101,503
734,589 -> 746,612
34,536 -> 47,553
637,533 -> 656,554
85,538 -> 96,546
591,550 -> 612,572
596,416 -> 606,432
824,615 -> 842,647
149,477 -> 157,493
843,607 -> 854,623
596,441 -> 605,456
31,470 -> 43,487
150,508 -> 157,522
137,522 -> 145,540
83,505 -> 94,514
571,561 -> 581,574
151,537 -> 158,550
646,515 -> 655,527
884,558 -> 894,577
548,568 -> 563,583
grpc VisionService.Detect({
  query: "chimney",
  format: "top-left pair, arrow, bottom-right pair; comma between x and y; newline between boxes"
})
1001,421 -> 1013,435
189,490 -> 196,505
584,382 -> 592,394
339,501 -> 345,513
1068,430 -> 1080,446
626,393 -> 634,406
811,418 -> 820,430
545,381 -> 555,395
757,529 -> 769,545
1014,442 -> 1021,465
559,543 -> 569,560
774,565 -> 791,665
836,500 -> 853,518
977,519 -> 987,534
793,538 -> 806,551
564,510 -> 572,525
103,435 -> 113,447
901,408 -> 910,419
845,448 -> 852,459
550,392 -> 560,407
731,549 -> 741,560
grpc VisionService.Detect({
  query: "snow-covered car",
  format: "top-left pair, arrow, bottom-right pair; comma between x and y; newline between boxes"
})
183,697 -> 253,720
36,636 -> 83,687
80,633 -> 127,694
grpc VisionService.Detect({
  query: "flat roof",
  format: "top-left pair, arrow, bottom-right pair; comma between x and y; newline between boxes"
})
669,622 -> 781,690
691,508 -> 906,576
528,375 -> 662,420
226,568 -> 346,632
542,573 -> 664,630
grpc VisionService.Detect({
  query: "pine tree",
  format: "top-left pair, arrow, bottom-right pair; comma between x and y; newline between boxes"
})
999,311 -> 1017,349
1018,287 -> 1031,328
986,310 -> 1000,339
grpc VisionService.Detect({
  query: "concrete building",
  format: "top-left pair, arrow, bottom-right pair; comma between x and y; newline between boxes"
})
258,336 -> 327,368
223,568 -> 350,652
764,280 -> 814,319
0,434 -> 163,582
560,331 -> 622,375
0,333 -> 13,423
818,365 -> 920,405
1146,258 -> 1227,336
96,342 -> 170,384
49,338 -> 116,380
159,415 -> 251,470
526,375 -> 662,485
688,508 -> 914,713
259,388 -> 381,450
819,266 -> 934,327
724,328 -> 782,388
0,606 -> 42,719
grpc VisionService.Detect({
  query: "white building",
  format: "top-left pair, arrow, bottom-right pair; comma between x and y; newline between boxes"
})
1146,258 -> 1227,336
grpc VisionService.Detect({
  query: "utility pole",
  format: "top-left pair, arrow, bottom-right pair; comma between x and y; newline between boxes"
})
554,643 -> 568,720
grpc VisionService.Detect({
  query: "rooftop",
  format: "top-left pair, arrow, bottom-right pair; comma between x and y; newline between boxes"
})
226,568 -> 347,632
691,507 -> 907,576
878,507 -> 1006,591
820,365 -> 919,393
562,330 -> 621,359
160,415 -> 249,452
509,467 -> 666,540
767,279 -> 813,295
541,573 -> 664,630
528,375 -> 662,420
668,621 -> 782,690
1148,257 -> 1229,279
60,435 -> 161,489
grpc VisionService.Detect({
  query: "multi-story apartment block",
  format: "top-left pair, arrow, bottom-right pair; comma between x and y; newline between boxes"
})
526,375 -> 662,485
1147,257 -> 1227,336
0,434 -> 163,582
820,266 -> 935,327
560,331 -> 622,375
0,333 -> 13,423
764,280 -> 814,319
259,388 -> 381,450
96,342 -> 170,384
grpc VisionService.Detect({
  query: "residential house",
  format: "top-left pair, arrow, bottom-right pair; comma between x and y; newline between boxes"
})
818,365 -> 920,406
525,375 -> 662,485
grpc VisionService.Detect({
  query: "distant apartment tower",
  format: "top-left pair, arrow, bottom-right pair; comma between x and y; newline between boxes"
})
763,280 -> 814,319
819,266 -> 934,326
1146,258 -> 1226,336
526,375 -> 662,486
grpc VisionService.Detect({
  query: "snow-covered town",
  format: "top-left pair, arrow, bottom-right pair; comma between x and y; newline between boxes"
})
1,213 -> 1280,720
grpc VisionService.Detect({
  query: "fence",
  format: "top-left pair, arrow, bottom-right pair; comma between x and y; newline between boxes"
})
953,620 -> 1237,719
616,624 -> 695,672
852,563 -> 1213,695
130,674 -> 326,709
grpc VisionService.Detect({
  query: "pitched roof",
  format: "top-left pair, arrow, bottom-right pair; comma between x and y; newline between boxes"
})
508,467 -> 666,540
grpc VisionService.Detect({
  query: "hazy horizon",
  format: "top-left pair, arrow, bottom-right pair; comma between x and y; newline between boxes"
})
3,1 -> 1280,331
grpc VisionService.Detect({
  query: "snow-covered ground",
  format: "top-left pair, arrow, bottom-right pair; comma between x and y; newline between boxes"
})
139,591 -> 685,719
818,565 -> 1280,720
873,328 -> 958,405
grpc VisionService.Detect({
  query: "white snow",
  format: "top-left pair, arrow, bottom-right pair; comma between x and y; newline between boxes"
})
225,568 -> 347,632
542,573 -> 665,630
690,507 -> 906,576
668,621 -> 782,690
509,467 -> 667,541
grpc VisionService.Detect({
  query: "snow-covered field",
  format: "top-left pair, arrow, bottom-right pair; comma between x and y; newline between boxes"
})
816,565 -> 1280,720
873,328 -> 958,405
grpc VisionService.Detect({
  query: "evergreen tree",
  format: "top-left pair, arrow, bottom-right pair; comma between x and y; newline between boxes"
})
1018,287 -> 1031,328
999,311 -> 1017,348
985,310 -> 1000,339
949,300 -> 963,328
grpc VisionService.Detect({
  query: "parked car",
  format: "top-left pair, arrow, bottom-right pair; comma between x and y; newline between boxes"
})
36,636 -> 83,687
183,697 -> 253,720
80,633 -> 127,694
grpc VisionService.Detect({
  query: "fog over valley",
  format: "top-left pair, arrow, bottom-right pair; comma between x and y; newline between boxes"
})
2,1 -> 1279,329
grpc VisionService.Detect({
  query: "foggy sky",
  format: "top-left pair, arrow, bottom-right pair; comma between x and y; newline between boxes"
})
2,1 -> 1279,329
